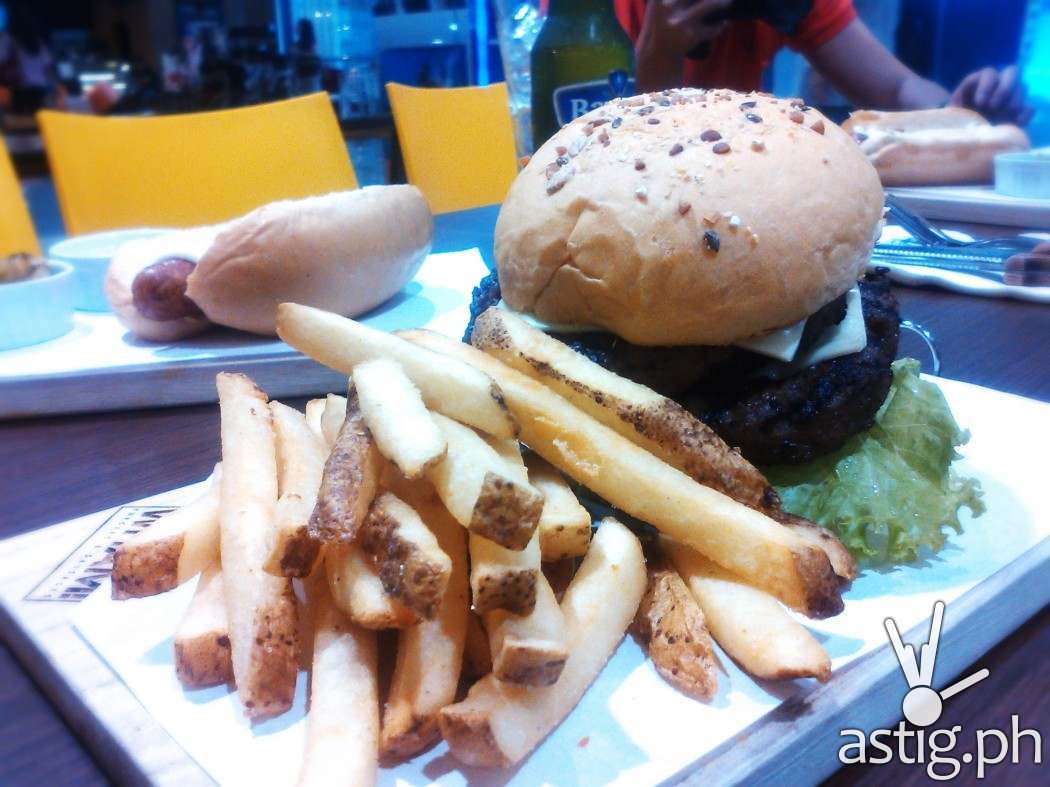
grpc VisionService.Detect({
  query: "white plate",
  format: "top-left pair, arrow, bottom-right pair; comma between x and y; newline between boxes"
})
71,376 -> 1050,787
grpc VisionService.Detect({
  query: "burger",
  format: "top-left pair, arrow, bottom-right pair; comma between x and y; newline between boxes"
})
467,88 -> 984,565
469,88 -> 897,466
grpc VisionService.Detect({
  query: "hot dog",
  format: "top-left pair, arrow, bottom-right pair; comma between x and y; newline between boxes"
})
105,186 -> 433,342
131,258 -> 204,322
842,108 -> 1030,186
106,238 -> 214,341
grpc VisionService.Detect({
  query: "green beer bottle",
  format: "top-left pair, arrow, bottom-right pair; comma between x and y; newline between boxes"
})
530,0 -> 635,150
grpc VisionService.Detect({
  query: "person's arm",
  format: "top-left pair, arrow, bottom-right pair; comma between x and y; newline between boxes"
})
634,0 -> 733,93
805,18 -> 948,110
807,18 -> 1032,124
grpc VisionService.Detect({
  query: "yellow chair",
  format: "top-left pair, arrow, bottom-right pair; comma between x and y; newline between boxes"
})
387,82 -> 518,214
0,137 -> 40,255
38,93 -> 358,235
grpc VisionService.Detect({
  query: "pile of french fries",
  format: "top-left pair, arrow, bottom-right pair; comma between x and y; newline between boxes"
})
110,302 -> 858,783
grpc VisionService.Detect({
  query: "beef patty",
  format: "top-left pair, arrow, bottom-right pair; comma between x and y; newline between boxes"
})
466,270 -> 900,465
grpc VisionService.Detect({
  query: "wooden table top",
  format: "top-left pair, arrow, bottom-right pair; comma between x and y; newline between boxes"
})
1,223 -> 1048,785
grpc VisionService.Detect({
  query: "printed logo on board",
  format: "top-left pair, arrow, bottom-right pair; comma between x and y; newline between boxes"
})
839,601 -> 1043,779
553,70 -> 635,126
24,506 -> 174,602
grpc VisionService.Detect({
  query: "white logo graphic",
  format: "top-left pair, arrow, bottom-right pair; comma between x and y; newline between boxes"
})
884,600 -> 990,727
840,601 -> 1042,779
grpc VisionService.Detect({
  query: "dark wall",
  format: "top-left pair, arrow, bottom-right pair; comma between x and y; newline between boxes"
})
896,0 -> 1028,88
11,0 -> 92,28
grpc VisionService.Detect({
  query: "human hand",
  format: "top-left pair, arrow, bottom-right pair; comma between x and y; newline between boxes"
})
1004,241 -> 1050,288
639,0 -> 734,60
950,65 -> 1033,125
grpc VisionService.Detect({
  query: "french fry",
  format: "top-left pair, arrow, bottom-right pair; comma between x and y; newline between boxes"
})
777,512 -> 859,583
470,530 -> 541,615
216,372 -> 298,720
326,543 -> 420,630
111,466 -> 221,599
310,391 -> 380,543
173,561 -> 233,689
662,537 -> 831,683
484,432 -> 525,468
400,331 -> 843,618
319,393 -> 348,450
276,303 -> 517,438
266,402 -> 326,577
462,613 -> 493,678
524,453 -> 592,561
485,572 -> 568,686
439,518 -> 646,768
632,554 -> 718,701
359,492 -> 452,620
354,358 -> 446,479
469,310 -> 854,584
470,308 -> 780,512
304,398 -> 327,445
425,413 -> 543,550
297,575 -> 379,787
380,485 -> 470,760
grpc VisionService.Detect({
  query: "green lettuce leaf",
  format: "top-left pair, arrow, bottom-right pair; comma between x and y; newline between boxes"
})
763,359 -> 985,565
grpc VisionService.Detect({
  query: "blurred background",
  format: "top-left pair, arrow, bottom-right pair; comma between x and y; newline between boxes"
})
1,0 -> 1048,195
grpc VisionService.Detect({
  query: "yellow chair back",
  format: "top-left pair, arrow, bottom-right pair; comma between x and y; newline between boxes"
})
38,93 -> 358,235
0,138 -> 40,255
387,82 -> 518,214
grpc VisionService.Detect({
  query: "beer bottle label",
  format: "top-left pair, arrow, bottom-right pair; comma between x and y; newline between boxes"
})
552,70 -> 635,127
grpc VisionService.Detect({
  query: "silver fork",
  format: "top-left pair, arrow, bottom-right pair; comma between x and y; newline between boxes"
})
885,196 -> 1041,252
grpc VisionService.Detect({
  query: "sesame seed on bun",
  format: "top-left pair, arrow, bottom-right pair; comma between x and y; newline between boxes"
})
495,89 -> 885,347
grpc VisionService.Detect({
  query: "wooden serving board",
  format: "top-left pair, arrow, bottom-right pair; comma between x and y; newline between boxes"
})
0,249 -> 488,420
887,185 -> 1050,229
0,493 -> 214,787
3,376 -> 1049,786
2,501 -> 1046,787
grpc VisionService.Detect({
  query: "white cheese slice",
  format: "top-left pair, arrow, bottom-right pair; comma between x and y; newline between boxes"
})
494,285 -> 866,365
495,300 -> 589,334
793,286 -> 867,367
733,319 -> 806,362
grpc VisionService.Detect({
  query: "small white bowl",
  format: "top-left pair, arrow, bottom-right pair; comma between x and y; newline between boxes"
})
49,228 -> 167,312
0,260 -> 77,351
994,148 -> 1050,199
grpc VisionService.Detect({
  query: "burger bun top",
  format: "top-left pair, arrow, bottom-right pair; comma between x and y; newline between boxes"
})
495,89 -> 885,346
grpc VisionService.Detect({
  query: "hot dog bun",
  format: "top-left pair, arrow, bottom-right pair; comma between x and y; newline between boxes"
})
842,108 -> 1030,186
105,186 -> 433,340
187,186 -> 432,335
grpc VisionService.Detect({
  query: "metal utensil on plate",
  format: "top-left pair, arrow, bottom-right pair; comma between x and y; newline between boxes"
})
885,195 -> 1041,252
871,246 -> 1050,286
879,197 -> 1050,286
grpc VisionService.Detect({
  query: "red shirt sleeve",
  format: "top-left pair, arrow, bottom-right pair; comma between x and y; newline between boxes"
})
614,0 -> 645,43
788,0 -> 857,53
